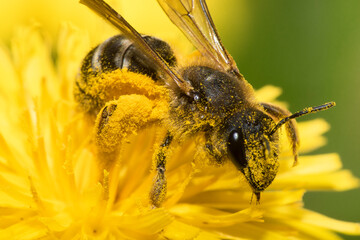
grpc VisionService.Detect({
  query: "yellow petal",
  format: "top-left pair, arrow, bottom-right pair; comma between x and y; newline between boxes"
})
255,85 -> 283,102
278,153 -> 342,175
212,222 -> 291,240
297,119 -> 329,153
267,206 -> 360,236
0,218 -> 47,240
170,204 -> 263,228
109,208 -> 173,235
273,154 -> 360,191
163,220 -> 202,240
297,208 -> 360,235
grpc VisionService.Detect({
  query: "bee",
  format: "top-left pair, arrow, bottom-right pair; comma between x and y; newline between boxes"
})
75,0 -> 335,207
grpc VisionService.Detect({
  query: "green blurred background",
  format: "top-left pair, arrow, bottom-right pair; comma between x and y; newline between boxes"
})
211,1 -> 360,239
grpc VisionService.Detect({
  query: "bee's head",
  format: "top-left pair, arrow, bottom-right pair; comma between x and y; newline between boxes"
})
226,110 -> 280,201
225,102 -> 335,201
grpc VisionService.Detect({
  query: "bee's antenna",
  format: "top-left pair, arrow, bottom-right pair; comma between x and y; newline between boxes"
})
269,102 -> 336,135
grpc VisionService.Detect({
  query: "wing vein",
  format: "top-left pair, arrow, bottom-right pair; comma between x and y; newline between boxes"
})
157,0 -> 241,77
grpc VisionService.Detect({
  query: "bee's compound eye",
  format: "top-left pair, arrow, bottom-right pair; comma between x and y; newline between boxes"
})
228,130 -> 247,169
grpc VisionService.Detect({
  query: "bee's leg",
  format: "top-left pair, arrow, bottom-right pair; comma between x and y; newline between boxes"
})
204,132 -> 224,165
150,132 -> 173,208
95,94 -> 155,169
261,103 -> 300,166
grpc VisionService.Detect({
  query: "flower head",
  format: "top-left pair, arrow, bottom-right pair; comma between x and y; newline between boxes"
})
0,1 -> 360,239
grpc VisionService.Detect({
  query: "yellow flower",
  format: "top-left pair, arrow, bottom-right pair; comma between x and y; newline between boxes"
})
0,1 -> 360,240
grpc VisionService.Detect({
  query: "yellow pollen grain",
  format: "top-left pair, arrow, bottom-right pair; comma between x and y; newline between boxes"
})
89,70 -> 170,153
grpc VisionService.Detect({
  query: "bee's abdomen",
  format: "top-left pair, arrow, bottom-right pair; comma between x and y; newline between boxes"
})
81,35 -> 130,74
75,34 -> 176,114
81,34 -> 177,80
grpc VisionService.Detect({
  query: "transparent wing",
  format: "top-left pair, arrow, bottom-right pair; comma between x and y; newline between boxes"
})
80,0 -> 193,95
158,0 -> 241,77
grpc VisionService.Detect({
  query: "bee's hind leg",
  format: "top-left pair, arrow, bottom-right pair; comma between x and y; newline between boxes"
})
150,132 -> 173,208
95,94 -> 156,169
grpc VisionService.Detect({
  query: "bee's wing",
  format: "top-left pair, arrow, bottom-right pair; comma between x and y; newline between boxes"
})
157,0 -> 241,77
80,0 -> 193,95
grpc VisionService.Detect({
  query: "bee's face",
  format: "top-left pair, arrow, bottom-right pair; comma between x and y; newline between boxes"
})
227,110 -> 280,194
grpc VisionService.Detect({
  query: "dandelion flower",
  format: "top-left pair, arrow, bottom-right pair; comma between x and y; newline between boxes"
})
0,2 -> 360,240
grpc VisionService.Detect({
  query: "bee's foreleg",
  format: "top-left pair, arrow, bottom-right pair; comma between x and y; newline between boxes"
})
261,102 -> 300,166
204,133 -> 224,165
150,132 -> 173,208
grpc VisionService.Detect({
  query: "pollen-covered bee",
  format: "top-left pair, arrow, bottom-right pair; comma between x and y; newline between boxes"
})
75,0 -> 335,207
